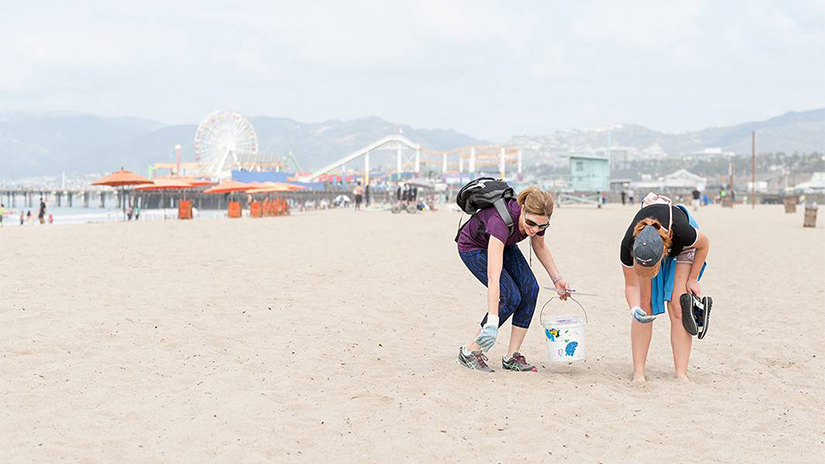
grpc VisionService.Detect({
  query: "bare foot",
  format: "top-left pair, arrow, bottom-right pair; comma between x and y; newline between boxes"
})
631,375 -> 647,385
674,373 -> 690,383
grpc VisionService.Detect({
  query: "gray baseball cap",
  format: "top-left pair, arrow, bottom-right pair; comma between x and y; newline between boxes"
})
632,225 -> 664,266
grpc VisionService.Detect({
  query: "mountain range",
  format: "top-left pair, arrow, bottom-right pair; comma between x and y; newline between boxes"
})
0,108 -> 822,179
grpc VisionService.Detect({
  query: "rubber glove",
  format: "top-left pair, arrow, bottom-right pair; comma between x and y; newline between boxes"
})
631,306 -> 657,323
475,315 -> 500,351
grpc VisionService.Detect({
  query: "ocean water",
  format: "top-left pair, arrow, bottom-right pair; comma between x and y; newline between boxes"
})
1,206 -> 226,226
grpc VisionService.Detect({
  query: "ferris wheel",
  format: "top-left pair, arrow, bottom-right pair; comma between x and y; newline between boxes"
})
194,110 -> 259,179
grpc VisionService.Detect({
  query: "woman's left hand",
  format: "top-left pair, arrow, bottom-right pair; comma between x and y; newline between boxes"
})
686,278 -> 701,297
554,279 -> 571,301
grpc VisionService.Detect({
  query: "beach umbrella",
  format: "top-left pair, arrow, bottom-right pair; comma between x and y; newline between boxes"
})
91,169 -> 153,220
246,182 -> 306,194
135,178 -> 194,219
203,181 -> 253,194
173,177 -> 212,187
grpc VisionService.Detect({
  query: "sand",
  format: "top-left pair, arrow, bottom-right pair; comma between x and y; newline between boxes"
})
1,203 -> 824,463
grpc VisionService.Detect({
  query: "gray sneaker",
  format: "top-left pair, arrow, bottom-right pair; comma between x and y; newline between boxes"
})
502,352 -> 537,372
458,347 -> 494,372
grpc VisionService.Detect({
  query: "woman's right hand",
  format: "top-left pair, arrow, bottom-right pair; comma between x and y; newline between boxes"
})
554,278 -> 571,301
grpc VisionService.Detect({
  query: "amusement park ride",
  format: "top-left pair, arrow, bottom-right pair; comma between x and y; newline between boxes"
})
150,110 -> 526,183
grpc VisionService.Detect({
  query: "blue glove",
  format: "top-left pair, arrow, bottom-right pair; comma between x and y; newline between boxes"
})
631,306 -> 657,323
475,315 -> 499,351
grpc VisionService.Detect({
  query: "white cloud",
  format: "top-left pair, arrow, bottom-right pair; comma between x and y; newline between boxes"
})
0,0 -> 822,138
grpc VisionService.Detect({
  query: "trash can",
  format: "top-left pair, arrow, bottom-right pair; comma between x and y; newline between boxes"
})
178,200 -> 193,220
783,197 -> 797,213
228,201 -> 242,218
803,203 -> 818,228
250,201 -> 262,218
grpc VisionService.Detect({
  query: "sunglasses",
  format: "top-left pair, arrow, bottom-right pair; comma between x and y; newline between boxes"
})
525,218 -> 550,230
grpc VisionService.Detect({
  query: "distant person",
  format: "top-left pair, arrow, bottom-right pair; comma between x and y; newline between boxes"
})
621,190 -> 627,205
0,203 -> 5,227
627,189 -> 635,205
38,198 -> 46,224
20,211 -> 25,226
26,210 -> 32,223
365,183 -> 371,206
620,193 -> 712,384
353,181 -> 365,210
692,188 -> 701,211
48,213 -> 54,224
456,186 -> 571,373
134,205 -> 141,220
127,205 -> 134,221
396,184 -> 402,202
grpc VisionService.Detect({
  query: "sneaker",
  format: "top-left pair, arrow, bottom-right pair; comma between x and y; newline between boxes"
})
458,347 -> 494,372
502,352 -> 537,372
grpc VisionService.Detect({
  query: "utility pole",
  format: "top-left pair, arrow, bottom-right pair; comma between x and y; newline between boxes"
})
751,132 -> 756,209
175,144 -> 182,177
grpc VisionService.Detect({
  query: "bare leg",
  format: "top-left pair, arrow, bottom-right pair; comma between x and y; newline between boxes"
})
507,327 -> 528,357
631,277 -> 654,383
467,325 -> 482,352
667,262 -> 694,381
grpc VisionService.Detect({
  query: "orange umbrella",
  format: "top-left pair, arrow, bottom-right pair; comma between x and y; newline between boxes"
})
247,185 -> 292,194
203,180 -> 252,194
134,179 -> 193,190
92,169 -> 153,187
91,169 -> 153,220
158,176 -> 212,187
247,182 -> 306,193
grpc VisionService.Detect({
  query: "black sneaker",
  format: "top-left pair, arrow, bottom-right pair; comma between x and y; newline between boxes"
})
698,296 -> 713,339
502,352 -> 537,372
458,347 -> 494,372
680,293 -> 700,336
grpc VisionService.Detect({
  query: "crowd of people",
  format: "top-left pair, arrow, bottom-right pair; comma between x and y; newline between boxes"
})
0,197 -> 54,226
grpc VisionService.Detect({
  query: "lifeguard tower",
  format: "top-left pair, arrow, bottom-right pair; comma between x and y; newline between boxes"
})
558,154 -> 610,206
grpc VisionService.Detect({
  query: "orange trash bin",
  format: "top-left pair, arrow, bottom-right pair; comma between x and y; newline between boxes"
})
178,200 -> 193,220
250,201 -> 262,218
228,201 -> 242,218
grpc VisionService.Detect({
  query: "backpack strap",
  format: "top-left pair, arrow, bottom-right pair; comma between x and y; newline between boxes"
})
493,198 -> 514,235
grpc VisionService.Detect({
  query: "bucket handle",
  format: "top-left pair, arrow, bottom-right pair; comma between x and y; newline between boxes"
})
540,295 -> 588,324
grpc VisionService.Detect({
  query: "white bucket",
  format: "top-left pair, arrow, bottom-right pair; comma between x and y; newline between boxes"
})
540,296 -> 588,362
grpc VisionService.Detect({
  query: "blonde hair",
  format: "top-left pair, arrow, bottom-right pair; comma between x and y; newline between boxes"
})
517,187 -> 554,219
631,217 -> 672,278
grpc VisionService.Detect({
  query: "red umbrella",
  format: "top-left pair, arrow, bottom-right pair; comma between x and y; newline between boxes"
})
91,169 -> 153,220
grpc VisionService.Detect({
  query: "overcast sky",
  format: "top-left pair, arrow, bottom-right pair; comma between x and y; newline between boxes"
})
1,1 -> 823,140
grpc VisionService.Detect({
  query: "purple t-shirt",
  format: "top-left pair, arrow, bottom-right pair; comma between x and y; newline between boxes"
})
457,199 -> 545,252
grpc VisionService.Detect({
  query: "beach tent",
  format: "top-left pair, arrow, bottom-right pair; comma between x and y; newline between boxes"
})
91,169 -> 153,220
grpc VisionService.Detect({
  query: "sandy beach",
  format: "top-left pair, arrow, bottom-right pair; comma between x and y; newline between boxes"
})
1,203 -> 824,463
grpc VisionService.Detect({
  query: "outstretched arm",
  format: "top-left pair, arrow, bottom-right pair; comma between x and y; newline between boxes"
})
531,234 -> 571,300
623,266 -> 656,323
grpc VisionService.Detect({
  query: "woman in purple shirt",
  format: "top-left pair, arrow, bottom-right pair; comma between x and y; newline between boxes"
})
456,187 -> 571,372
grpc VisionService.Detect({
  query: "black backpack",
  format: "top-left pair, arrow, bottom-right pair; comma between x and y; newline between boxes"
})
454,177 -> 516,242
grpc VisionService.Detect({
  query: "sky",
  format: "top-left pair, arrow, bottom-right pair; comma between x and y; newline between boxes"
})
1,0 -> 824,141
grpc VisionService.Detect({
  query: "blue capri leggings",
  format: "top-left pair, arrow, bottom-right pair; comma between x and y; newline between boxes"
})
459,245 -> 539,329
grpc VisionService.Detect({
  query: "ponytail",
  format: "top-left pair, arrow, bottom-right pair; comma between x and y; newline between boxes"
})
632,217 -> 672,250
517,187 -> 554,218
